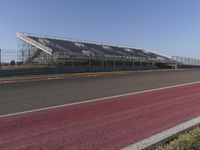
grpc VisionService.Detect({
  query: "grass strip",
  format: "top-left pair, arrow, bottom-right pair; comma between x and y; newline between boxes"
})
156,127 -> 200,150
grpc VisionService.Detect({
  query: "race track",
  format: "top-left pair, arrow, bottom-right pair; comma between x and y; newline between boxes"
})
1,69 -> 200,149
1,69 -> 200,116
1,81 -> 200,149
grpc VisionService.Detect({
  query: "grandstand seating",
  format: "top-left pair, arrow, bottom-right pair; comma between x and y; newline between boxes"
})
17,32 -> 173,65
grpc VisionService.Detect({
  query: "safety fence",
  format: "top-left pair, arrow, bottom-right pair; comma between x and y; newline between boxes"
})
0,66 -> 154,77
0,49 -> 20,66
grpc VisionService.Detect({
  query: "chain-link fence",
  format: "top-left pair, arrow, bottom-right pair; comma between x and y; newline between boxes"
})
0,48 -> 51,70
1,48 -> 200,69
172,56 -> 200,66
0,49 -> 20,66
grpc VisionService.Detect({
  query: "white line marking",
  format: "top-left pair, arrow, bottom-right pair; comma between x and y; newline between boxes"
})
1,81 -> 200,119
122,116 -> 200,150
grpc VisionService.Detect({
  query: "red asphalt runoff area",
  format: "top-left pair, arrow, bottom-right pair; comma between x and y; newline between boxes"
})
1,83 -> 200,150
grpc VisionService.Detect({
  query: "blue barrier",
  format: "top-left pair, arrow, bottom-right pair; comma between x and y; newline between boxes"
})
0,66 -> 154,77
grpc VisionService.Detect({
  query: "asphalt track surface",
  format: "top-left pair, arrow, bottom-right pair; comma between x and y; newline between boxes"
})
1,81 -> 200,149
1,69 -> 200,116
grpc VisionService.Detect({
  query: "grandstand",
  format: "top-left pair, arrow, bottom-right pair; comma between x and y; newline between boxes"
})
17,32 -> 177,69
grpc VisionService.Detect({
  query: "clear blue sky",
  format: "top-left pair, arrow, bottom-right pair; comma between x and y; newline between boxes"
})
0,0 -> 200,58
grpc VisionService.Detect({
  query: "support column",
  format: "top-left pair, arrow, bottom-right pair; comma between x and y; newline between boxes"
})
89,60 -> 91,67
102,60 -> 104,67
140,61 -> 142,66
51,51 -> 54,65
132,60 -> 135,67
